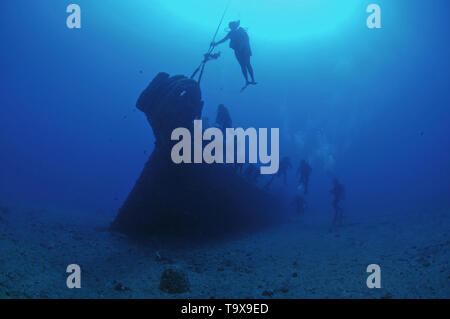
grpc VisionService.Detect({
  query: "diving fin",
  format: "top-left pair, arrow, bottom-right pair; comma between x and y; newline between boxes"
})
240,82 -> 257,93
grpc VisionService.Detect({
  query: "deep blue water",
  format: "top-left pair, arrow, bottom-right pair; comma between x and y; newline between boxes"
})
1,0 -> 449,219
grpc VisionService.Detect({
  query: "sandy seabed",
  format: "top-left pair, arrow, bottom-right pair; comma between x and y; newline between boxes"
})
0,205 -> 449,299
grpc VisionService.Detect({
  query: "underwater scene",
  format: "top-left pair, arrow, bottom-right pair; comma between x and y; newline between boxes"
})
0,0 -> 449,299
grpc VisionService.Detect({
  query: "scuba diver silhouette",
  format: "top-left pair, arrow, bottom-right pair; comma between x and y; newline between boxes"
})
330,178 -> 345,230
215,104 -> 232,132
212,21 -> 256,91
297,160 -> 312,195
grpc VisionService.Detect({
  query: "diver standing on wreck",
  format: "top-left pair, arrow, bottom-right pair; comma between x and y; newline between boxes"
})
212,21 -> 257,90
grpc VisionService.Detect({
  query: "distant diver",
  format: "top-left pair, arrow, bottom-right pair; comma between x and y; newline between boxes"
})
297,160 -> 312,195
212,20 -> 256,91
216,104 -> 237,172
215,104 -> 232,132
330,178 -> 345,229
265,156 -> 292,189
